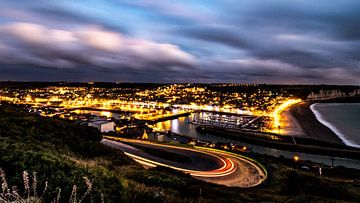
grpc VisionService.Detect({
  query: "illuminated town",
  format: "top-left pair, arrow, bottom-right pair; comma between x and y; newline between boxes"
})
0,83 -> 300,133
1,83 -> 360,202
2,0 -> 360,201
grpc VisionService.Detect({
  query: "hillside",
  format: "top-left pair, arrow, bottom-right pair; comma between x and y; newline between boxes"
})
0,105 -> 132,202
0,105 -> 248,202
1,104 -> 360,202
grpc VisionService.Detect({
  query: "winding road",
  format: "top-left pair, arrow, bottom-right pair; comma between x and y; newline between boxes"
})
102,137 -> 267,188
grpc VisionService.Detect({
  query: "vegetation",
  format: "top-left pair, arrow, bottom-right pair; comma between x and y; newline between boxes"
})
252,154 -> 360,202
0,105 -> 130,202
1,104 -> 360,202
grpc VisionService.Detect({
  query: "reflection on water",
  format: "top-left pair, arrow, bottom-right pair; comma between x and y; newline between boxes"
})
156,113 -> 246,143
72,109 -> 360,168
155,113 -> 360,169
155,113 -> 207,139
72,109 -> 121,119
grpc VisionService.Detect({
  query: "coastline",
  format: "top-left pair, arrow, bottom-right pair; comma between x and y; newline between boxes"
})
310,103 -> 360,148
196,125 -> 360,160
288,102 -> 344,145
280,108 -> 305,136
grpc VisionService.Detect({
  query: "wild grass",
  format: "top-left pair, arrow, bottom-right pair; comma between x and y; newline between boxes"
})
0,168 -> 97,203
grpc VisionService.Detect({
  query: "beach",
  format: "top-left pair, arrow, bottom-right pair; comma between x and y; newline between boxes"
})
280,108 -> 305,136
287,102 -> 345,145
310,103 -> 360,148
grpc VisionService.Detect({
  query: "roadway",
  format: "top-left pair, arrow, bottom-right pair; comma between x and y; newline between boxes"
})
101,137 -> 267,188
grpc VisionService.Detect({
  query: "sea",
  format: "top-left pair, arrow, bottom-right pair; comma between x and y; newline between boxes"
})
310,103 -> 360,148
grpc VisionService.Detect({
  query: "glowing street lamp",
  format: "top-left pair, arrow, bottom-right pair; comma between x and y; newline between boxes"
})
293,155 -> 299,162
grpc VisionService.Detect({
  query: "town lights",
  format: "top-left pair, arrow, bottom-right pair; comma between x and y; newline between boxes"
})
271,99 -> 302,133
293,155 -> 299,162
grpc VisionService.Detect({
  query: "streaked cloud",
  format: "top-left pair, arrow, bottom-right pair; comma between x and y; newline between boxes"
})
0,0 -> 359,84
0,22 -> 195,71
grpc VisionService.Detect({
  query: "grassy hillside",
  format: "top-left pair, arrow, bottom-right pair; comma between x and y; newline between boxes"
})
0,105 -> 248,202
1,104 -> 360,202
0,105 -> 132,202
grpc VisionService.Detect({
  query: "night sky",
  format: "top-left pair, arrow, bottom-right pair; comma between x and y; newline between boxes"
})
0,0 -> 360,84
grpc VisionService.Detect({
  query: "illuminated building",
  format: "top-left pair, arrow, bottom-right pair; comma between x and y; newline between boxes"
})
88,120 -> 115,132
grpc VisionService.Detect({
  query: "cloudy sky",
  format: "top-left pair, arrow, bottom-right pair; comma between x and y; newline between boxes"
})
0,0 -> 360,84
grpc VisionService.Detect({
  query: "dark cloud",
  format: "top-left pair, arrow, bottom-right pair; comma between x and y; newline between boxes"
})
0,22 -> 196,76
30,7 -> 129,33
177,26 -> 248,49
0,0 -> 359,84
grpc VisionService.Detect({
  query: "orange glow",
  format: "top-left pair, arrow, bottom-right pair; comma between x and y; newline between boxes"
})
293,155 -> 299,162
270,99 -> 301,133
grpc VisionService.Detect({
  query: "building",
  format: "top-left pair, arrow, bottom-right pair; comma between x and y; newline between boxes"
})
88,120 -> 115,132
307,89 -> 346,100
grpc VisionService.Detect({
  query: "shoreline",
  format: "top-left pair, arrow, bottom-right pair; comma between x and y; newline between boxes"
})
196,125 -> 360,160
310,103 -> 360,148
280,108 -> 305,136
288,102 -> 344,145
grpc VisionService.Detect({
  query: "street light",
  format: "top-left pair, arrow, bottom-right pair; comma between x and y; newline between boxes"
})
293,155 -> 299,162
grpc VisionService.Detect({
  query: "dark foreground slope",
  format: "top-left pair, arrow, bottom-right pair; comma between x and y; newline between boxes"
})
1,104 -> 360,202
0,105 -> 133,202
0,105 -> 255,202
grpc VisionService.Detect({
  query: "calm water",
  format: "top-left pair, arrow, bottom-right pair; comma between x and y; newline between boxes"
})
154,113 -> 229,142
311,103 -> 360,148
74,109 -> 360,168
72,109 -> 122,119
155,111 -> 360,168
